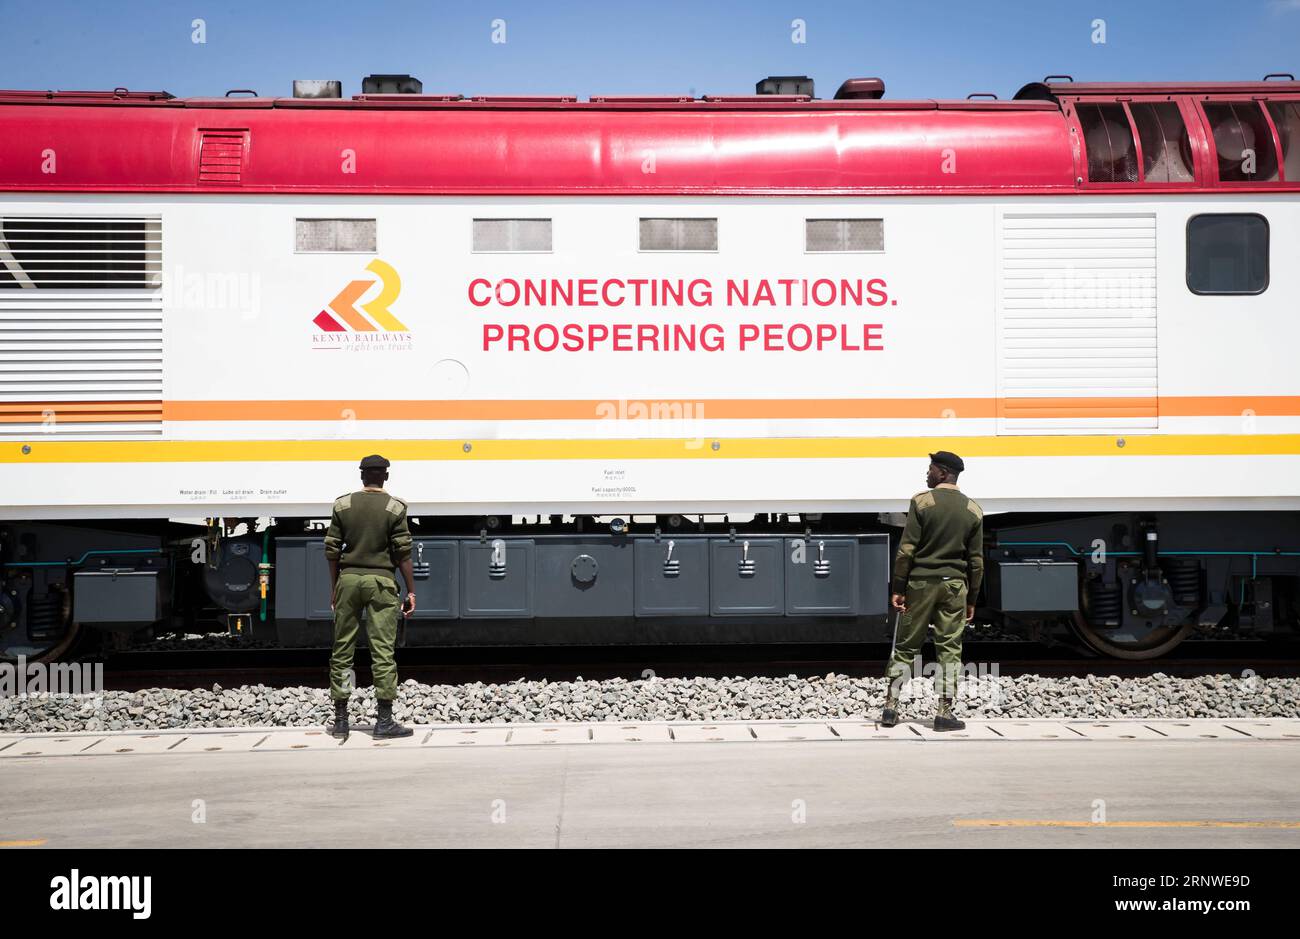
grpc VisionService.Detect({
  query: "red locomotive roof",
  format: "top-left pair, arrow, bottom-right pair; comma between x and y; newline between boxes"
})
0,96 -> 1073,195
0,78 -> 1296,196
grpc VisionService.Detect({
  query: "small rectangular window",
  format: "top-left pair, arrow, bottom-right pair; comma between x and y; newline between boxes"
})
1187,213 -> 1268,295
295,218 -> 376,253
1266,101 -> 1300,182
1204,102 -> 1280,182
1078,103 -> 1138,183
472,218 -> 552,252
639,218 -> 717,251
806,219 -> 884,252
1130,103 -> 1193,183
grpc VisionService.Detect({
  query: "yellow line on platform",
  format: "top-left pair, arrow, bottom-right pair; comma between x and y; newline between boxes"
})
0,838 -> 47,847
953,819 -> 1300,829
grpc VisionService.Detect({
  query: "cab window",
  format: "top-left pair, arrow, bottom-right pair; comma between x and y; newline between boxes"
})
1186,214 -> 1268,295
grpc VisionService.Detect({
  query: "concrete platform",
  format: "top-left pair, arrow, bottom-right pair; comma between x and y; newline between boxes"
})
2,718 -> 1297,758
1,721 -> 1298,848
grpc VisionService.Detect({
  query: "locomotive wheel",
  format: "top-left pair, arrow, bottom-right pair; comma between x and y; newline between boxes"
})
1068,611 -> 1191,661
0,619 -> 83,665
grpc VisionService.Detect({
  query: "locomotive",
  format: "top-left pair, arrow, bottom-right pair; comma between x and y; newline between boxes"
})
1,73 -> 1298,661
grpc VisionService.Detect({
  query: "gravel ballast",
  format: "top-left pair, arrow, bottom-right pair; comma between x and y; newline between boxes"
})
2,673 -> 1298,734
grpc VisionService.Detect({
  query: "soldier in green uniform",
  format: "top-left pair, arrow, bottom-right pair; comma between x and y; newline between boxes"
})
881,451 -> 983,732
324,454 -> 417,738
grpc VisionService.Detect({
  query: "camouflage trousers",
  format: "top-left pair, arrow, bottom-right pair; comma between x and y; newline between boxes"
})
885,576 -> 967,699
330,572 -> 400,701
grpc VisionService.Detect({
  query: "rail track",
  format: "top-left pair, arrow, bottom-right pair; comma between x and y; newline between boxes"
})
89,640 -> 1300,691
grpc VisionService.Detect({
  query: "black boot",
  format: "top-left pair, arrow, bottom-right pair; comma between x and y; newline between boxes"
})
880,695 -> 899,728
933,696 -> 966,732
328,699 -> 349,738
373,699 -> 413,738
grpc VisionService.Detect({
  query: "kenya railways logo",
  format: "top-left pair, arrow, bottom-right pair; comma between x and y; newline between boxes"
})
311,259 -> 412,351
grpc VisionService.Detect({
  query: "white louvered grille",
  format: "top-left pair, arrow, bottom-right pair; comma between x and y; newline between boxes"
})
0,216 -> 162,437
997,213 -> 1157,434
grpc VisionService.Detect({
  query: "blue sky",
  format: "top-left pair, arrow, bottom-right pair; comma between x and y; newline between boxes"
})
1,0 -> 1298,101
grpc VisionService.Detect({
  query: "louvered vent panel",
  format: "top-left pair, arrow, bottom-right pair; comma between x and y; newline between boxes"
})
472,218 -> 553,252
198,130 -> 248,184
0,216 -> 162,437
639,218 -> 718,251
997,213 -> 1158,434
806,219 -> 884,252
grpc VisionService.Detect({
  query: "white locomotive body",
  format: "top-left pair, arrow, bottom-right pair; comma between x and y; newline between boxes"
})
2,193 -> 1298,519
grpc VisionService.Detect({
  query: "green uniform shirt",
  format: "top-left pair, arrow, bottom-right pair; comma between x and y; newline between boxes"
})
323,488 -> 413,580
891,482 -> 984,597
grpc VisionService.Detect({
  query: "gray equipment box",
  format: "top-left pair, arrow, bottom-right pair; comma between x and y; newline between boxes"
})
785,537 -> 860,615
711,538 -> 784,615
535,538 -> 634,617
407,539 -> 458,619
274,532 -> 894,631
461,539 -> 534,618
276,537 -> 458,621
274,539 -> 327,621
304,541 -> 333,619
991,560 -> 1079,612
634,537 -> 710,616
858,536 -> 890,617
74,569 -> 166,624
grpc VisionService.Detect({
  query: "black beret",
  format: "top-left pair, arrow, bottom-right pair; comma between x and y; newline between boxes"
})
359,454 -> 390,470
929,450 -> 965,473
